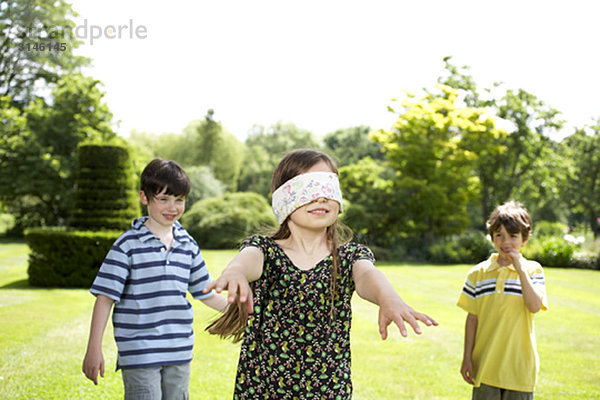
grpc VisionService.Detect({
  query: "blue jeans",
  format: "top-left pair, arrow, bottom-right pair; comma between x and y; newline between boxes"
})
122,363 -> 190,400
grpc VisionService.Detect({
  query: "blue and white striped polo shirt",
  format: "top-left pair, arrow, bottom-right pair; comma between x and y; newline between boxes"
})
90,217 -> 213,370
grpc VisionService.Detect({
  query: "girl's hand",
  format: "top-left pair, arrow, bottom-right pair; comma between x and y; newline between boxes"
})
204,270 -> 254,314
378,297 -> 438,339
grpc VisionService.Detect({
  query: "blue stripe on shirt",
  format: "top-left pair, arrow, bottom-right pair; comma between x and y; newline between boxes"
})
114,318 -> 193,330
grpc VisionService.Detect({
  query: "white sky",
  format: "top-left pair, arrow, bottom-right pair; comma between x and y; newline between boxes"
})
69,0 -> 600,142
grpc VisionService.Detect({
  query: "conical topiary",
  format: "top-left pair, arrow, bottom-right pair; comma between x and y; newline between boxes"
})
71,143 -> 140,231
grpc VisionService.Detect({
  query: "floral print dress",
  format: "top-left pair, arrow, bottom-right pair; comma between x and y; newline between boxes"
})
233,235 -> 375,400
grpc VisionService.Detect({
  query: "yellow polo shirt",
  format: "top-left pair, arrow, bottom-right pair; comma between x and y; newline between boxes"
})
457,254 -> 548,392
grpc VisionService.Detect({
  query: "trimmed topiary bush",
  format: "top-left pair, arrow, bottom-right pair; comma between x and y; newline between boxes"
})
25,143 -> 140,287
182,192 -> 277,249
25,227 -> 121,287
70,143 -> 140,231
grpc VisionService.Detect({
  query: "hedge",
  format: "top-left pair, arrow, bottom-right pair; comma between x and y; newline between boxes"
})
70,143 -> 140,231
25,227 -> 120,287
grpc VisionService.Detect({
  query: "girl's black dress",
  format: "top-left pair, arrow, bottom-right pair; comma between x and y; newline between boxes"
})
233,235 -> 375,400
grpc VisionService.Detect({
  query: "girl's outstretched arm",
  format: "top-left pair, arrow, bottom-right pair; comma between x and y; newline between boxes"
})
353,259 -> 438,339
203,246 -> 264,314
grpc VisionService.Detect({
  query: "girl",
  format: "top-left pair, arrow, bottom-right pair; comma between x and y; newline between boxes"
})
203,149 -> 437,399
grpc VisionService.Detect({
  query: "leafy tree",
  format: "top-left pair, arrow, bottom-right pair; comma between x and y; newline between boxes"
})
561,123 -> 600,238
182,192 -> 277,249
372,85 -> 488,239
236,144 -> 272,198
338,157 -> 396,246
0,74 -> 115,231
439,57 -> 565,223
185,165 -> 226,208
238,122 -> 322,197
323,125 -> 384,167
152,110 -> 244,191
0,0 -> 88,104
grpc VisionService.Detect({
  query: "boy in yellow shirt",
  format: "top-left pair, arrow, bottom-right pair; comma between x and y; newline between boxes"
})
458,201 -> 548,399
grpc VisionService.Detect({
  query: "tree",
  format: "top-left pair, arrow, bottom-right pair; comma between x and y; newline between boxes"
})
322,125 -> 384,167
372,85 -> 489,239
152,110 -> 244,191
0,0 -> 88,104
238,122 -> 322,197
338,157 -> 396,247
0,73 -> 116,231
185,165 -> 226,208
561,123 -> 600,238
439,57 -> 565,223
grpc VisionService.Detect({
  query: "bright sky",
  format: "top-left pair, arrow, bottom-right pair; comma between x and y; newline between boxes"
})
69,0 -> 600,142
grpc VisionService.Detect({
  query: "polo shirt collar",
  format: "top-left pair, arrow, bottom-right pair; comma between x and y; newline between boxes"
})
484,253 -> 519,272
131,216 -> 191,244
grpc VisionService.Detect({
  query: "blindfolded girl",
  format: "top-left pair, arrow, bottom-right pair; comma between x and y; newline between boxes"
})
203,148 -> 438,399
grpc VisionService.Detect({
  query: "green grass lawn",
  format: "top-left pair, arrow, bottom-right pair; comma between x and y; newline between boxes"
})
0,240 -> 599,399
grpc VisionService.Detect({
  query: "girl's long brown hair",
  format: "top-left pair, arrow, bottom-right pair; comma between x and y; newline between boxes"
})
206,149 -> 352,342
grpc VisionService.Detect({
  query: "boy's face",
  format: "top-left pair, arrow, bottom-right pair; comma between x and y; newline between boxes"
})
140,188 -> 186,229
492,224 -> 528,261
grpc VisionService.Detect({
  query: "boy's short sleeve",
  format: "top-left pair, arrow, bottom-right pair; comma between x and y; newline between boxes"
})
457,272 -> 478,315
528,262 -> 548,311
90,243 -> 130,302
188,247 -> 213,300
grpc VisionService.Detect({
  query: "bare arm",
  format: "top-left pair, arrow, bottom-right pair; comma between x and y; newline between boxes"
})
203,246 -> 264,313
460,313 -> 478,384
200,291 -> 229,312
509,252 -> 543,313
353,259 -> 437,339
516,267 -> 543,313
82,294 -> 114,385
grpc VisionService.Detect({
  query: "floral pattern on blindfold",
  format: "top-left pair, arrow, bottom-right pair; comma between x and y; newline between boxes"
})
271,171 -> 344,225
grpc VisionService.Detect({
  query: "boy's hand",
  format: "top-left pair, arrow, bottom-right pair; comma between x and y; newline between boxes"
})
204,270 -> 254,314
460,357 -> 474,384
505,249 -> 523,272
377,297 -> 438,339
82,348 -> 105,385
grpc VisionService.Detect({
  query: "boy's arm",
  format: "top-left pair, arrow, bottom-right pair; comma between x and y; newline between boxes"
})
203,246 -> 264,314
460,313 -> 478,384
200,291 -> 228,312
353,259 -> 437,339
510,253 -> 543,313
82,294 -> 114,385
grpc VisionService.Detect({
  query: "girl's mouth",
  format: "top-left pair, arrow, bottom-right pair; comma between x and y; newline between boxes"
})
308,208 -> 328,215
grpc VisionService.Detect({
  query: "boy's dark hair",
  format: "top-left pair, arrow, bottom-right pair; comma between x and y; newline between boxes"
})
140,158 -> 191,200
486,200 -> 533,241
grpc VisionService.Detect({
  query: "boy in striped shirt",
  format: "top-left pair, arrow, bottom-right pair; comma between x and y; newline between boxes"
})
458,201 -> 548,400
82,158 -> 227,399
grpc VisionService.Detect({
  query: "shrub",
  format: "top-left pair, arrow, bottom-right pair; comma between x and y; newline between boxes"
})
426,230 -> 494,264
182,192 -> 277,249
569,251 -> 600,270
523,236 -> 578,268
70,143 -> 140,231
25,227 -> 121,287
